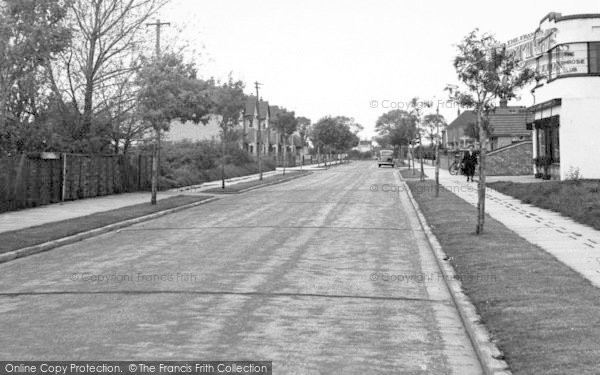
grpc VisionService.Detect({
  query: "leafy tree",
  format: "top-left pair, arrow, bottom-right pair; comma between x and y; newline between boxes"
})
423,113 -> 446,146
208,77 -> 245,188
339,115 -> 363,135
271,107 -> 298,175
137,52 -> 213,203
0,0 -> 71,155
450,28 -> 535,234
310,116 -> 359,162
375,109 -> 415,153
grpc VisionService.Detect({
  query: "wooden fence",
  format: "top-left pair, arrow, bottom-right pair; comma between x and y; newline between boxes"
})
0,153 -> 152,213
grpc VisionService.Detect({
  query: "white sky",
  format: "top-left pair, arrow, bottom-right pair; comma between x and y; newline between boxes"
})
155,0 -> 599,138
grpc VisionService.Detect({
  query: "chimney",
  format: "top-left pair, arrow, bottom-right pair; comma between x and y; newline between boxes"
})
499,99 -> 508,108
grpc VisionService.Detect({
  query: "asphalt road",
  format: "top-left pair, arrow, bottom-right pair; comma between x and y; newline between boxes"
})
0,161 -> 481,374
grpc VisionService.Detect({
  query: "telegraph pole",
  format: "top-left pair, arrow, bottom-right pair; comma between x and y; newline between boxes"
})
435,103 -> 440,197
146,19 -> 170,204
255,81 -> 263,181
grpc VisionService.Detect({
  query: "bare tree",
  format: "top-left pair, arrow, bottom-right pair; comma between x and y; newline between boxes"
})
47,0 -> 168,151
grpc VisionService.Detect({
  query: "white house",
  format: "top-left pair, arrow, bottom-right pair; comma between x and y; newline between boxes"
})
165,116 -> 222,143
353,140 -> 373,153
518,12 -> 600,179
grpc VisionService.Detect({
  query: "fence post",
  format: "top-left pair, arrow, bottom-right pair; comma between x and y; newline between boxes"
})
61,153 -> 67,202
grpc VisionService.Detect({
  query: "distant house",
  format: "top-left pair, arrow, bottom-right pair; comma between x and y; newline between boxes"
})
165,116 -> 222,143
242,95 -> 272,155
353,140 -> 373,153
269,104 -> 308,159
443,100 -> 531,151
164,95 -> 304,160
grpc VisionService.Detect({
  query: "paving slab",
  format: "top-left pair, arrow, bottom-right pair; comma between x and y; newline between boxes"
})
417,164 -> 600,288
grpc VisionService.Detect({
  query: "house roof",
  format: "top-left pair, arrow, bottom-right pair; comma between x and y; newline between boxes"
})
489,106 -> 529,136
244,96 -> 270,119
446,106 -> 529,137
291,134 -> 303,147
244,96 -> 255,117
446,111 -> 477,131
259,101 -> 269,118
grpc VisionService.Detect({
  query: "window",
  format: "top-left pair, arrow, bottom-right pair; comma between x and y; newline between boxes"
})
536,117 -> 560,162
590,42 -> 600,73
551,126 -> 560,162
537,126 -> 545,157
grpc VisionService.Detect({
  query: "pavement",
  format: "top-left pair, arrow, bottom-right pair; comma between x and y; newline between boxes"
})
413,163 -> 600,289
0,161 -> 482,373
0,161 -> 341,234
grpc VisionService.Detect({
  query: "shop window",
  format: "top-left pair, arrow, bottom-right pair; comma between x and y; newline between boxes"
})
552,126 -> 560,162
537,127 -> 545,156
591,42 -> 600,74
536,121 -> 560,163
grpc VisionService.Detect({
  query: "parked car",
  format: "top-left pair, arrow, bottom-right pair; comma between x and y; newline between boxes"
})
378,150 -> 395,168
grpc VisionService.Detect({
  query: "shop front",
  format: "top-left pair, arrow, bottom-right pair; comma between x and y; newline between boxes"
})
527,99 -> 561,179
511,12 -> 600,179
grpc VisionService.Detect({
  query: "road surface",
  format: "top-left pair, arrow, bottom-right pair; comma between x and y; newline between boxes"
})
0,161 -> 481,374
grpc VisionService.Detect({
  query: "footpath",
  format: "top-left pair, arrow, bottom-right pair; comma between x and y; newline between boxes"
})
0,161 -> 339,234
415,163 -> 600,288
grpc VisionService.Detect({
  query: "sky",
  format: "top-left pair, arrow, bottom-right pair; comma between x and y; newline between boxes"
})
154,0 -> 599,139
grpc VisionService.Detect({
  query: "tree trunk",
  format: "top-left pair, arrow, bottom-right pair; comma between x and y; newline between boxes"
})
282,136 -> 287,176
435,135 -> 440,197
476,108 -> 486,234
0,91 -> 7,137
317,146 -> 321,166
150,127 -> 159,205
82,40 -> 96,138
419,140 -> 424,181
410,143 -> 416,174
221,127 -> 226,189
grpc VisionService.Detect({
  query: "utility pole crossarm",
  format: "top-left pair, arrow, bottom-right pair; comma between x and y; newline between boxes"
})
146,19 -> 170,58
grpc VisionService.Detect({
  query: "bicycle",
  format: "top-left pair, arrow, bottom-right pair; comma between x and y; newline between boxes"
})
449,160 -> 462,175
449,151 -> 463,175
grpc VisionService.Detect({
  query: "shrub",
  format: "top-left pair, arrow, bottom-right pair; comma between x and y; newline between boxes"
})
348,150 -> 373,160
566,166 -> 582,182
158,140 -> 274,189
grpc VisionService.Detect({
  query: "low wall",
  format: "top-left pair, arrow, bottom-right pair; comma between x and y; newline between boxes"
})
486,141 -> 533,176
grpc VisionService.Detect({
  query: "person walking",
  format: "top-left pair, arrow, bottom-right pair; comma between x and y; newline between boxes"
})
462,145 -> 478,182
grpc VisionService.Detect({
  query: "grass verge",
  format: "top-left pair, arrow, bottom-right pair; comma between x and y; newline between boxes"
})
488,180 -> 600,231
204,170 -> 310,193
0,195 -> 211,254
399,168 -> 428,179
406,178 -> 600,375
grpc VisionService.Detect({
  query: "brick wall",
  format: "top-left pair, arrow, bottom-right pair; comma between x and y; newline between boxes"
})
486,141 -> 533,176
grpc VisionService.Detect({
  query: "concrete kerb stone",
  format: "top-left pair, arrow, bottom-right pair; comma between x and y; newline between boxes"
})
206,171 -> 313,195
237,171 -> 313,193
400,176 -> 512,375
173,171 -> 280,193
0,196 -> 220,265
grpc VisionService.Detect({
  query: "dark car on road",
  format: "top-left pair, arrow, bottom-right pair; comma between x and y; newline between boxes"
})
378,150 -> 395,168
